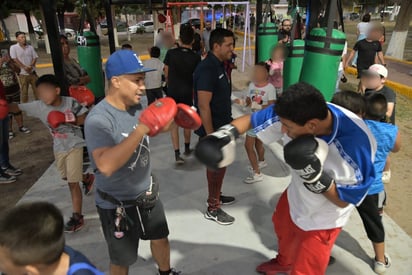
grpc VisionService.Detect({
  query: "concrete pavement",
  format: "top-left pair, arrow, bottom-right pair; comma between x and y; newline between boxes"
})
17,101 -> 412,274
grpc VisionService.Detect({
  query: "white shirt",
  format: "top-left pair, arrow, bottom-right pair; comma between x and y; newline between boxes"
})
251,103 -> 377,231
357,22 -> 370,36
143,58 -> 164,90
246,82 -> 276,111
9,43 -> 38,75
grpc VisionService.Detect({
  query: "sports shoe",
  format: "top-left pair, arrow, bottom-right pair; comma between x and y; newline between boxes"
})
2,164 -> 22,176
82,173 -> 95,196
0,173 -> 17,184
382,170 -> 391,184
64,215 -> 84,233
183,148 -> 193,156
220,194 -> 235,205
258,161 -> 268,169
175,155 -> 185,164
374,254 -> 391,274
244,168 -> 264,184
8,131 -> 15,140
256,258 -> 291,274
158,268 -> 182,275
204,208 -> 235,225
19,126 -> 31,134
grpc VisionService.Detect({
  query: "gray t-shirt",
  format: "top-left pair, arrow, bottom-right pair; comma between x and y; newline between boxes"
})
85,99 -> 151,209
19,97 -> 87,153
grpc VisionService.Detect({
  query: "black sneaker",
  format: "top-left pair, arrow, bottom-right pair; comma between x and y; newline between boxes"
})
175,155 -> 185,164
158,268 -> 182,275
220,194 -> 235,205
19,126 -> 31,134
2,164 -> 22,176
0,173 -> 17,184
183,148 -> 193,156
205,208 -> 235,225
64,215 -> 84,233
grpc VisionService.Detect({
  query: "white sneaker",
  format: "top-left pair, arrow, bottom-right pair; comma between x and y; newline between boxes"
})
244,169 -> 263,184
374,254 -> 391,274
258,161 -> 268,169
382,170 -> 391,184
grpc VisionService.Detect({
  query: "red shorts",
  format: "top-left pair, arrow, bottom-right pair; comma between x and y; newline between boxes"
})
273,191 -> 342,275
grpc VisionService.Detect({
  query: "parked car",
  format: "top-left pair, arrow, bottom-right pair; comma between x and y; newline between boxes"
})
129,20 -> 154,33
349,12 -> 360,21
33,26 -> 76,39
100,20 -> 128,35
63,28 -> 76,38
182,18 -> 201,29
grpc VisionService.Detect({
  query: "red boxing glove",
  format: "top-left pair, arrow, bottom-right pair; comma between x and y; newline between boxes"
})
175,104 -> 202,130
69,86 -> 95,106
139,97 -> 177,136
0,99 -> 9,120
47,110 -> 66,128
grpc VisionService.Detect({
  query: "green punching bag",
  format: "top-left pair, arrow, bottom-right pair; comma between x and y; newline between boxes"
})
77,31 -> 105,99
299,28 -> 346,101
257,22 -> 278,62
283,39 -> 305,89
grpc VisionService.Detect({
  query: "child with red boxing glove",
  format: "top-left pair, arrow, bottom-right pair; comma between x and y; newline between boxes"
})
9,74 -> 91,232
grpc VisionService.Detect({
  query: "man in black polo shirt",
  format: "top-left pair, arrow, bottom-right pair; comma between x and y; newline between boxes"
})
194,28 -> 236,225
164,24 -> 201,164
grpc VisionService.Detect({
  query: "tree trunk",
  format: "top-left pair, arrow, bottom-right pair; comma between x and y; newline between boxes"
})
385,0 -> 412,59
24,9 -> 38,49
0,17 -> 10,41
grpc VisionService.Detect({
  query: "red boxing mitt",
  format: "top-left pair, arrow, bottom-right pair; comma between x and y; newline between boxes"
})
175,104 -> 202,130
47,110 -> 66,128
0,99 -> 9,120
69,86 -> 95,106
139,97 -> 177,136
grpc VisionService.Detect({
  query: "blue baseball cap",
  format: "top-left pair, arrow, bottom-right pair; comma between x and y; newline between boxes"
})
105,50 -> 155,79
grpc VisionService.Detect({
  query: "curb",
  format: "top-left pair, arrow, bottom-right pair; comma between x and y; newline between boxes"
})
345,67 -> 412,99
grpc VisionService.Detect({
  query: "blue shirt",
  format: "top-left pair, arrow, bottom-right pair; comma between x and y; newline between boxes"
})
364,120 -> 398,195
65,246 -> 103,275
251,103 -> 377,230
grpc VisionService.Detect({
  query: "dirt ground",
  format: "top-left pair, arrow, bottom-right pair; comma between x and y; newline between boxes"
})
0,27 -> 411,237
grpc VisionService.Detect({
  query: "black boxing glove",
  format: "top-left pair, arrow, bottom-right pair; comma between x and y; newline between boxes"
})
195,124 -> 239,170
284,135 -> 333,194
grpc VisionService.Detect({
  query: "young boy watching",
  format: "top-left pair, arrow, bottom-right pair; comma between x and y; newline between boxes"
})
0,202 -> 103,275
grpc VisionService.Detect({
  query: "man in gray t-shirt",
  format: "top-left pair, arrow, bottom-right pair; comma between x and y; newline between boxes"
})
85,49 -> 180,275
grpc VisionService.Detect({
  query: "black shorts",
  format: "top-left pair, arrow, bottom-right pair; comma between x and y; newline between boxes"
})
168,94 -> 193,106
97,199 -> 169,266
356,191 -> 386,243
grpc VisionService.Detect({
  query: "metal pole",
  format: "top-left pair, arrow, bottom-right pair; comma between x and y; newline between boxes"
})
255,0 -> 263,63
105,0 -> 116,53
39,0 -> 68,95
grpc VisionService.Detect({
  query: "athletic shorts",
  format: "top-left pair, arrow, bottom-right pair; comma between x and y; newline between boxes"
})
97,199 -> 169,266
54,147 -> 83,182
246,129 -> 257,137
5,84 -> 21,103
168,94 -> 193,106
356,190 -> 386,243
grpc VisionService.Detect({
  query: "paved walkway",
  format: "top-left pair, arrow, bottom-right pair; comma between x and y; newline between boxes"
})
18,102 -> 412,274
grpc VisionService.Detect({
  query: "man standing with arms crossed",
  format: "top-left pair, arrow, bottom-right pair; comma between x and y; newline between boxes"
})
194,28 -> 236,225
10,31 -> 38,103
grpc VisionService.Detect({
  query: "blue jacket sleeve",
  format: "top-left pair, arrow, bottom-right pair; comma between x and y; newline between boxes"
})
250,105 -> 283,145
